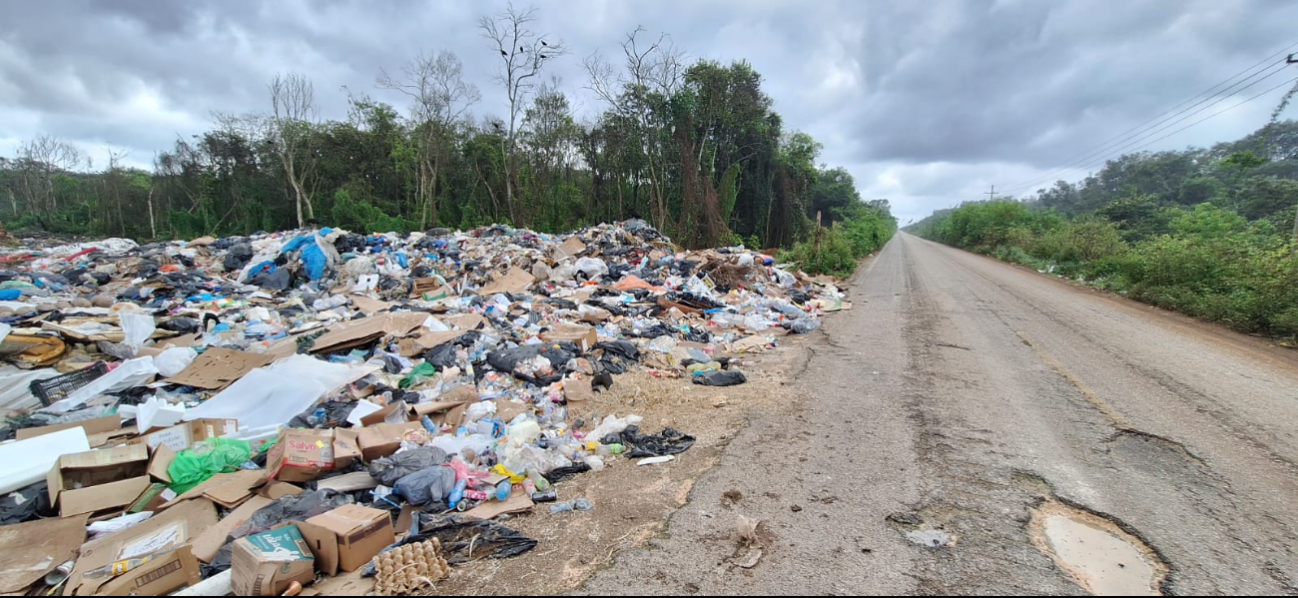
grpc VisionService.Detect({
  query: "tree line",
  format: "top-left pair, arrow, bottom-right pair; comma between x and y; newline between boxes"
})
0,4 -> 893,256
909,120 -> 1298,338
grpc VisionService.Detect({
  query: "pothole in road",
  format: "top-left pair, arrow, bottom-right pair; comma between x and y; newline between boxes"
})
1030,500 -> 1169,596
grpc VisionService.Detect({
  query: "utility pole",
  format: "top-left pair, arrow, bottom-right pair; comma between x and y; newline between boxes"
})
984,185 -> 998,201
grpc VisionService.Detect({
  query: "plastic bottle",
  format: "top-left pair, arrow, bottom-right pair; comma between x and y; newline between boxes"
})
494,480 -> 512,501
527,469 -> 553,493
447,479 -> 468,509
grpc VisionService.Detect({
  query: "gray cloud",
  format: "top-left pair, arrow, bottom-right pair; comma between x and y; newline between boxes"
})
1,0 -> 1295,223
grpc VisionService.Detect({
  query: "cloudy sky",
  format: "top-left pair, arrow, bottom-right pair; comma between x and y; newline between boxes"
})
2,0 -> 1296,223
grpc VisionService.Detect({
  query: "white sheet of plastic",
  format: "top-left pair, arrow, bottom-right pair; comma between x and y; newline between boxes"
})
345,399 -> 384,427
0,322 -> 9,346
153,347 -> 197,378
43,357 -> 159,415
0,365 -> 59,412
182,355 -> 377,430
0,427 -> 90,494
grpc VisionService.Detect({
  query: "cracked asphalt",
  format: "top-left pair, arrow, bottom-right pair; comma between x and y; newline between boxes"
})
577,233 -> 1298,595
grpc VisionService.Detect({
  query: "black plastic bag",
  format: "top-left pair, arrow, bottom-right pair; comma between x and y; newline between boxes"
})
692,370 -> 747,386
159,317 -> 201,334
545,462 -> 592,482
222,243 -> 253,271
419,514 -> 538,562
596,341 -> 639,361
394,465 -> 456,505
612,426 -> 696,458
0,481 -> 51,525
287,400 -> 356,429
368,446 -> 448,487
424,343 -> 459,369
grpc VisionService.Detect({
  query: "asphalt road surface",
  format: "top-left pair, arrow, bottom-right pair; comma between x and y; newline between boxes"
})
579,233 -> 1298,595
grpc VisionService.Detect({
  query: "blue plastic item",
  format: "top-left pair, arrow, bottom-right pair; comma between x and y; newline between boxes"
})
0,289 -> 21,301
301,244 -> 326,280
394,252 -> 409,268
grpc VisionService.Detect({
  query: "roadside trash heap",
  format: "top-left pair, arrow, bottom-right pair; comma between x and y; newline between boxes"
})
0,219 -> 848,596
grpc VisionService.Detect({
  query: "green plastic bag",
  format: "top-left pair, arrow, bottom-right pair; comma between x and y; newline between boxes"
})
399,362 -> 437,389
167,437 -> 253,494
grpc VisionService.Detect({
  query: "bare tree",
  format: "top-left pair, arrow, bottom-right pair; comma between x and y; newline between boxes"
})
585,27 -> 685,230
478,3 -> 567,223
268,73 -> 318,227
15,135 -> 83,217
379,50 -> 481,228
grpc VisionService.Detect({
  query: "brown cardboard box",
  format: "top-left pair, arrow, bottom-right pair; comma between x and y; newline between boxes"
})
266,428 -> 359,482
356,421 -> 424,461
304,504 -> 396,573
47,444 -> 151,517
230,524 -> 316,596
15,415 -> 120,441
66,498 -> 217,596
541,323 -> 598,352
309,312 -> 427,354
134,418 -> 239,452
95,545 -> 202,596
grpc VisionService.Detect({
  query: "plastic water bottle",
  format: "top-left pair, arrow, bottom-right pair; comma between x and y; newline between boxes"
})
447,479 -> 468,510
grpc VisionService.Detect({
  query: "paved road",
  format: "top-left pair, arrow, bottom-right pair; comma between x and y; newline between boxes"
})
579,233 -> 1298,595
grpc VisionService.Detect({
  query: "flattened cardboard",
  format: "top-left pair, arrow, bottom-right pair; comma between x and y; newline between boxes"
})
148,444 -> 176,484
95,545 -> 201,596
309,312 -> 427,354
730,335 -> 773,353
541,324 -> 598,352
15,415 -> 120,441
410,385 -> 478,428
134,417 -> 239,452
231,525 -> 316,596
258,481 -> 304,500
478,266 -> 535,296
164,347 -> 273,390
563,378 -> 596,403
442,312 -> 487,331
356,421 -> 423,461
359,400 -> 410,427
191,495 -> 273,563
66,498 -> 216,597
0,513 -> 88,593
316,471 -> 379,492
464,491 -> 534,520
554,236 -> 586,259
494,399 -> 532,423
349,294 -> 392,315
305,504 -> 396,573
160,469 -> 265,510
128,483 -> 170,513
398,330 -> 461,356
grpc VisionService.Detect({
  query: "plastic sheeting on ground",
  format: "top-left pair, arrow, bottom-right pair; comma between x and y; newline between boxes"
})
181,355 -> 378,430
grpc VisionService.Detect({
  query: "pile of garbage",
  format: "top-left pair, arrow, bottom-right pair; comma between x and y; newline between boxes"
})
0,220 -> 848,596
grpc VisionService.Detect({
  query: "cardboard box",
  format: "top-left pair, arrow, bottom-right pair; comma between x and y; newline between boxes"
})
541,323 -> 598,352
231,525 -> 316,597
478,266 -> 535,296
66,498 -> 217,596
47,444 -> 151,517
148,444 -> 176,484
356,421 -> 423,461
95,545 -> 202,596
266,428 -> 359,482
410,385 -> 477,429
135,418 -> 239,452
304,504 -> 396,573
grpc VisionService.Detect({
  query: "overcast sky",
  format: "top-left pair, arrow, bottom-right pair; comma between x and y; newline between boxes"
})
2,0 -> 1296,223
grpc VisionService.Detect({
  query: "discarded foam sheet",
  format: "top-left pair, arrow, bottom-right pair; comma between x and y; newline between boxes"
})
182,355 -> 378,430
43,356 -> 159,414
0,427 -> 91,494
0,365 -> 58,411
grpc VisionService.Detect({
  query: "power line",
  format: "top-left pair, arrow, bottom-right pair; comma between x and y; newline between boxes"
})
1004,60 -> 1294,196
999,41 -> 1298,195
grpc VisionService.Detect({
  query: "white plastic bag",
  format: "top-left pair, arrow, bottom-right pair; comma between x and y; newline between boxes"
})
119,312 -> 155,350
574,257 -> 609,279
154,347 -> 197,377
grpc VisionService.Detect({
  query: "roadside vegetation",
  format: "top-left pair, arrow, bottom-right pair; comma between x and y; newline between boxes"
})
910,121 -> 1298,339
